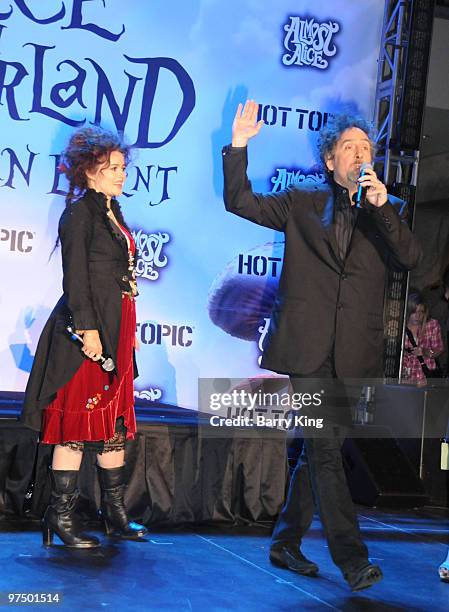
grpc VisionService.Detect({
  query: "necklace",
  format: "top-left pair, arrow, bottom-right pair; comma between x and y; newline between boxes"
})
106,209 -> 138,297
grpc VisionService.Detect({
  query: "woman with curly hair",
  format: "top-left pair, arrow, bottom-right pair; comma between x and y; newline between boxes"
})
21,126 -> 147,547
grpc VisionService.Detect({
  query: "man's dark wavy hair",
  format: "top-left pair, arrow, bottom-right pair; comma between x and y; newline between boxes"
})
317,114 -> 376,176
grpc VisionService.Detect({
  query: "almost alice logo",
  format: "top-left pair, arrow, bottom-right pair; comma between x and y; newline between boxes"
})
281,15 -> 340,70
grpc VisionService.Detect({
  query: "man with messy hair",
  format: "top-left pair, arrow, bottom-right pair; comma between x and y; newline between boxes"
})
222,100 -> 422,591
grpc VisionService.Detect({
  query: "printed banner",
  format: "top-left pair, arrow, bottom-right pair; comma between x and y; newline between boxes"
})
0,0 -> 385,409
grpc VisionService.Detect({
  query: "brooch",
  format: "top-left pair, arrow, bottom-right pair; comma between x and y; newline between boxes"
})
86,392 -> 102,411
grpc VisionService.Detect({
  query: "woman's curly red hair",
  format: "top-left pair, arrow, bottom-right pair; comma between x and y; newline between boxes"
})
59,126 -> 130,204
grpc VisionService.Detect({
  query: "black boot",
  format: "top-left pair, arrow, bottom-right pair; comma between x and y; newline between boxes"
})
42,469 -> 100,548
97,465 -> 147,539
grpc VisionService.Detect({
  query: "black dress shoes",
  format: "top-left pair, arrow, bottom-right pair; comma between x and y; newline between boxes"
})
269,545 -> 319,576
345,563 -> 383,591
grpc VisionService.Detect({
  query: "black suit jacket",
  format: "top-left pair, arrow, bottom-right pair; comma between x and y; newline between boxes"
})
223,146 -> 422,378
21,189 -> 136,431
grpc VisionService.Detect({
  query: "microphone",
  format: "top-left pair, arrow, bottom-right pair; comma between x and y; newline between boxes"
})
66,326 -> 115,372
354,162 -> 372,208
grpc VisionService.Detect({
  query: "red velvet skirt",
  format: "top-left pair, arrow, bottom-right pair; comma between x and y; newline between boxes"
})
41,294 -> 137,444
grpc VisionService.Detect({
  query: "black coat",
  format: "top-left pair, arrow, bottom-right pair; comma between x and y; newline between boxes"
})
21,189 -> 137,432
222,146 -> 422,378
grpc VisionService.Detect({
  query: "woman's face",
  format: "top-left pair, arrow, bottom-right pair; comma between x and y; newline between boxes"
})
86,150 -> 127,198
408,304 -> 425,326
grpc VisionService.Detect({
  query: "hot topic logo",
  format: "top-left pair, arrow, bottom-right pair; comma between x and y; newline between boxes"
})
131,229 -> 170,281
282,16 -> 340,70
1,228 -> 34,253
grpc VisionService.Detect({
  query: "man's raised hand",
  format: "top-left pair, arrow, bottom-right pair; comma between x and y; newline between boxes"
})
232,99 -> 265,148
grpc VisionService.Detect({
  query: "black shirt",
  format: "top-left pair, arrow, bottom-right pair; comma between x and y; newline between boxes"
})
332,181 -> 358,263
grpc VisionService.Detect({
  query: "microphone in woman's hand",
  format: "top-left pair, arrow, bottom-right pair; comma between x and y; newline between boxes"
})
66,326 -> 115,372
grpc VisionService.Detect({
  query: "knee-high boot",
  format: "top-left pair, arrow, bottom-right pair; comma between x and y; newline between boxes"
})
97,465 -> 147,539
42,469 -> 100,548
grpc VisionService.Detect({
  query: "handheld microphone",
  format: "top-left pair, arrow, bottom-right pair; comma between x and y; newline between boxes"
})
66,326 -> 115,372
354,162 -> 372,208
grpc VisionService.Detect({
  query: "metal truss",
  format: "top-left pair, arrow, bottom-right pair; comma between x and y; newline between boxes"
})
373,0 -> 435,380
373,0 -> 420,187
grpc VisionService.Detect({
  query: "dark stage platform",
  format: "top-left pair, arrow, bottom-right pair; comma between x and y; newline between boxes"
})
0,388 -> 448,609
0,509 -> 448,610
1,383 -> 448,524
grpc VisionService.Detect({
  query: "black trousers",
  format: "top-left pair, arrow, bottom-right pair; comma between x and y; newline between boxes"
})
270,356 -> 369,574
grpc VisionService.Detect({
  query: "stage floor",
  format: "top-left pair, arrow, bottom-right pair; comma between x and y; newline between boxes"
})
1,507 -> 448,611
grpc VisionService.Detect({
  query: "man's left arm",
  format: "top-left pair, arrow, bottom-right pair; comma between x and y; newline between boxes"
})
360,168 -> 422,270
369,198 -> 422,270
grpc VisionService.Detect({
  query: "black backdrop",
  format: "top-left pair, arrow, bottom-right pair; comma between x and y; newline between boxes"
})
0,420 -> 288,525
1,383 -> 448,526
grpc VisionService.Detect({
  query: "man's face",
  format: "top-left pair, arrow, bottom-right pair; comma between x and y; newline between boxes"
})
325,127 -> 372,189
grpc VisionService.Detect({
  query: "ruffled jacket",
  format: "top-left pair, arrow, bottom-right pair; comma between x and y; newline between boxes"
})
21,190 -> 137,432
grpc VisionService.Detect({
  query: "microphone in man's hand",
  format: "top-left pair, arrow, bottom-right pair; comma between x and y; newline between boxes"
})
353,162 -> 373,208
66,326 -> 115,372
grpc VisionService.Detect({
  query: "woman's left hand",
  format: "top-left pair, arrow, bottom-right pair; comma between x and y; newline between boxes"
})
411,346 -> 424,357
78,329 -> 103,361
